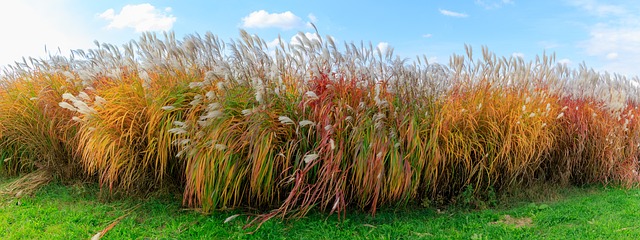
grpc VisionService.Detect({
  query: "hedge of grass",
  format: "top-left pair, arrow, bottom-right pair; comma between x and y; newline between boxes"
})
1,31 -> 638,227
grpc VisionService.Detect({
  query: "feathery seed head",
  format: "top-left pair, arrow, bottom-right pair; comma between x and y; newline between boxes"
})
214,144 -> 227,151
299,120 -> 315,127
278,116 -> 295,125
168,127 -> 188,135
59,102 -> 78,112
162,106 -> 176,111
303,153 -> 319,164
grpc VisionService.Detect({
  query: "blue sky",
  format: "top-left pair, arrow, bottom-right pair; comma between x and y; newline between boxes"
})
2,0 -> 639,77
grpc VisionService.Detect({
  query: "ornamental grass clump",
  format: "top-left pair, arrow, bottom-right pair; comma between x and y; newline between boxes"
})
545,66 -> 640,187
58,33 -> 198,191
0,61 -> 81,180
1,30 -> 639,226
176,32 -> 311,213
422,47 -> 559,204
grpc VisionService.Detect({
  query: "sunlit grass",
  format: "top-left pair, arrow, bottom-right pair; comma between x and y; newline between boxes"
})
1,179 -> 639,239
0,69 -> 80,180
0,30 -> 639,228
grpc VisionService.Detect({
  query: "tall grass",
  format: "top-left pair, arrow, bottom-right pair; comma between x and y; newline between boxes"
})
1,30 -> 639,226
421,50 -> 560,203
546,69 -> 640,187
0,62 -> 80,179
58,35 -> 197,191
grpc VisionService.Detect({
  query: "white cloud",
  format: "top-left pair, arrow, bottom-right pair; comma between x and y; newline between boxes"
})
285,32 -> 336,48
567,0 -> 625,17
572,1 -> 640,76
308,13 -> 318,23
422,34 -> 433,38
305,14 -> 318,28
439,9 -> 468,18
290,32 -> 321,46
475,0 -> 514,9
558,58 -> 573,66
606,52 -> 618,60
266,38 -> 283,49
581,23 -> 640,71
583,23 -> 640,56
512,52 -> 525,59
377,42 -> 390,53
99,3 -> 176,32
242,10 -> 306,30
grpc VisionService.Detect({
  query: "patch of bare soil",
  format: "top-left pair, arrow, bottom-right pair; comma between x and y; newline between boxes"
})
489,215 -> 533,228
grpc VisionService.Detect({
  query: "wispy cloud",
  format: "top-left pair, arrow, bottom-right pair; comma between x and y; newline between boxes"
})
581,22 -> 640,64
241,10 -> 307,30
99,3 -> 176,32
512,52 -> 525,59
537,40 -> 560,50
439,9 -> 468,18
567,0 -> 625,17
558,58 -> 573,66
308,13 -> 318,23
605,52 -> 618,60
475,0 -> 514,9
570,0 -> 640,76
422,34 -> 433,38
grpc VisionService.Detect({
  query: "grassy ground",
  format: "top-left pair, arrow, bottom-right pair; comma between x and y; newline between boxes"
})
0,177 -> 639,240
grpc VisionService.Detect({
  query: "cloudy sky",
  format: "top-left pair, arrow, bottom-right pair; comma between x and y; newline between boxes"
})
1,0 -> 639,77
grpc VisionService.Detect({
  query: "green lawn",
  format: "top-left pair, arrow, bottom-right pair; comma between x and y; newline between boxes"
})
1,178 -> 639,239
